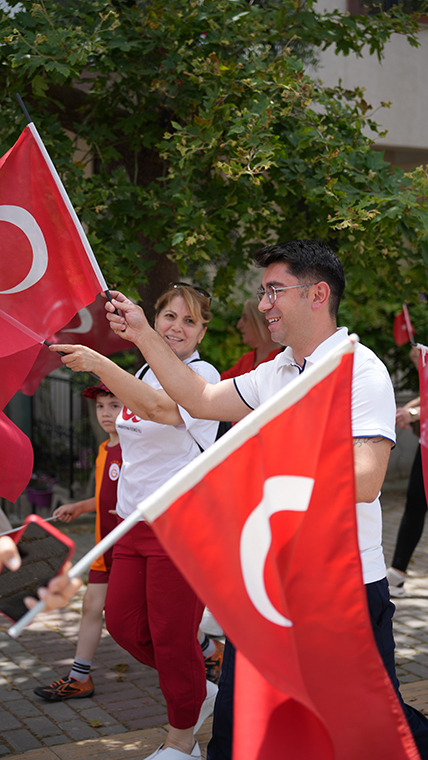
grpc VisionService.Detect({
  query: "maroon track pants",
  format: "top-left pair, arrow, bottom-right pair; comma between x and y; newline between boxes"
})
105,520 -> 206,729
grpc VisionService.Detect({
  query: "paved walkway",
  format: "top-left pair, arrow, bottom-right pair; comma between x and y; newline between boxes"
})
1,485 -> 428,758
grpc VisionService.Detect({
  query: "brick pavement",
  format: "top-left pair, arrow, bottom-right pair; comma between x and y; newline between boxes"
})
1,487 -> 428,758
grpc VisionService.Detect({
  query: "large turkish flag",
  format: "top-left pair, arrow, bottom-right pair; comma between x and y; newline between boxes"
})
137,339 -> 417,760
0,123 -> 107,359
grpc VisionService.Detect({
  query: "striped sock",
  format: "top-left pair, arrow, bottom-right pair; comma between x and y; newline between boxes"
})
69,657 -> 91,682
200,634 -> 216,659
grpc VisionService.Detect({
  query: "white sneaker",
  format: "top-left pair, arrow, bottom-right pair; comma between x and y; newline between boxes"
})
386,567 -> 407,598
200,608 -> 223,637
144,741 -> 201,759
194,680 -> 218,734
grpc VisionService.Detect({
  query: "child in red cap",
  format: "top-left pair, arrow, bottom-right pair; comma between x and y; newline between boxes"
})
34,382 -> 123,701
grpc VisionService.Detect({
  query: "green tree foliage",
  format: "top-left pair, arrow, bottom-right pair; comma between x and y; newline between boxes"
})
1,0 -> 427,375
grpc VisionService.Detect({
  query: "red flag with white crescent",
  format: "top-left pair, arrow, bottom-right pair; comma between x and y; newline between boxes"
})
0,123 -> 107,359
19,295 -> 134,396
137,341 -> 417,760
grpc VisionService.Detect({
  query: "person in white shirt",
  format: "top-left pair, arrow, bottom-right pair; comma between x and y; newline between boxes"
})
103,239 -> 428,760
52,283 -> 220,760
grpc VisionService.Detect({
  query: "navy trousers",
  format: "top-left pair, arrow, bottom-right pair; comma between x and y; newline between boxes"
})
207,578 -> 428,760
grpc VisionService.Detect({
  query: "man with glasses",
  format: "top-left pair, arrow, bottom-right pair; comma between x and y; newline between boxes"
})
105,239 -> 428,760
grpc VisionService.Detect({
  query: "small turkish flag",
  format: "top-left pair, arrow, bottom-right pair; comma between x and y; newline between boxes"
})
138,340 -> 417,760
418,350 -> 428,504
393,305 -> 414,346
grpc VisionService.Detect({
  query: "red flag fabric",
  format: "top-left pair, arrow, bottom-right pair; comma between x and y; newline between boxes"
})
393,305 -> 414,346
0,123 -> 107,359
19,295 -> 134,396
0,411 -> 33,501
139,343 -> 417,760
418,349 -> 428,501
0,344 -> 42,410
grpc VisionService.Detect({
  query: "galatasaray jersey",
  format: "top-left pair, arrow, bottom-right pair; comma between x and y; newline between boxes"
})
90,440 -> 122,573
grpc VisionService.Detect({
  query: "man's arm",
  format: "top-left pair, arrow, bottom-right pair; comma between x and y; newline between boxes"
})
105,292 -> 251,422
353,436 -> 393,503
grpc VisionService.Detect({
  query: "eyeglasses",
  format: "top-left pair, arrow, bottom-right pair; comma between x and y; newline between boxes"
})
256,283 -> 316,305
169,282 -> 212,304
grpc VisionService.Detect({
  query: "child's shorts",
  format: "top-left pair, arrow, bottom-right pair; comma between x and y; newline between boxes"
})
88,568 -> 110,584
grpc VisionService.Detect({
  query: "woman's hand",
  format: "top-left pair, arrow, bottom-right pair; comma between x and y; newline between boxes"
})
49,344 -> 102,374
105,291 -> 150,345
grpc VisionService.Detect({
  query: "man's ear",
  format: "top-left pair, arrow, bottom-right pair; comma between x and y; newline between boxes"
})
311,281 -> 330,310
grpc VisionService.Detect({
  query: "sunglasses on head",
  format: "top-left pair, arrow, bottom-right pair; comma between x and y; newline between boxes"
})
169,282 -> 212,304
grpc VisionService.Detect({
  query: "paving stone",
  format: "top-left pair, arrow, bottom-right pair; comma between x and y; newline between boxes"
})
25,716 -> 63,738
0,685 -> 23,702
39,702 -> 80,722
2,729 -> 42,752
7,699 -> 43,719
58,720 -> 100,740
97,723 -> 127,735
9,674 -> 44,689
0,706 -> 23,730
43,735 -> 71,747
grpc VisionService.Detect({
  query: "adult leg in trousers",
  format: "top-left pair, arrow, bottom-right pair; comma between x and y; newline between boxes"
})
392,445 -> 427,572
367,577 -> 428,759
206,638 -> 235,760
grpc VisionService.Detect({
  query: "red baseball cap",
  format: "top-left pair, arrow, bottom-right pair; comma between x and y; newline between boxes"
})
82,381 -> 113,399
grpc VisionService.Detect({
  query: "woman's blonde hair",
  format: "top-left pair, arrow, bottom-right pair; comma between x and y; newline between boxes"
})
155,283 -> 212,327
243,297 -> 269,342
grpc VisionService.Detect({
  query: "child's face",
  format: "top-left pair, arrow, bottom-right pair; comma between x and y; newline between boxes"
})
95,393 -> 123,435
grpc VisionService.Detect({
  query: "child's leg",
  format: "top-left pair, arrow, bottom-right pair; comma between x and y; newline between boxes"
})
75,583 -> 108,661
68,583 -> 108,681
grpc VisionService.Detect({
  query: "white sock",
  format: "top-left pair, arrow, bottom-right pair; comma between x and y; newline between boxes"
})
69,657 -> 91,682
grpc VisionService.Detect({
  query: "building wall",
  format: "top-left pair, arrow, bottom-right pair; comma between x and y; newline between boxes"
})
313,1 -> 428,166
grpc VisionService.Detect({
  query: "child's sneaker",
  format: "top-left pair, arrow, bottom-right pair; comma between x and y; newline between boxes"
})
34,675 -> 94,701
386,567 -> 407,598
204,639 -> 225,685
200,608 -> 223,637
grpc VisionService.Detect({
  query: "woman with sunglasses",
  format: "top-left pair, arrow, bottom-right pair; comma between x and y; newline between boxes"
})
51,283 -> 219,760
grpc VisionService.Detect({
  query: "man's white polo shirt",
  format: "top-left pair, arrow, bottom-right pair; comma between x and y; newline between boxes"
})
233,326 -> 396,584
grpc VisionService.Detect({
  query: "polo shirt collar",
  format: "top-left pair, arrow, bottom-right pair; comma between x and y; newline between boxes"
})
276,326 -> 349,371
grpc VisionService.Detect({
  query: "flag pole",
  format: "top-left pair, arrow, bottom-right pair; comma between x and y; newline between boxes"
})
16,93 -> 32,124
7,506 -> 144,638
403,304 -> 415,345
16,95 -> 122,348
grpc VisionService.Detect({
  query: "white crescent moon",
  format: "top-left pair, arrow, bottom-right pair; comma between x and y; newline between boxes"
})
61,307 -> 93,334
0,205 -> 48,294
240,475 -> 314,627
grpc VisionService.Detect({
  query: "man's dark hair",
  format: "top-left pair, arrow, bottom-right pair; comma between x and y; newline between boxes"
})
253,239 -> 345,318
